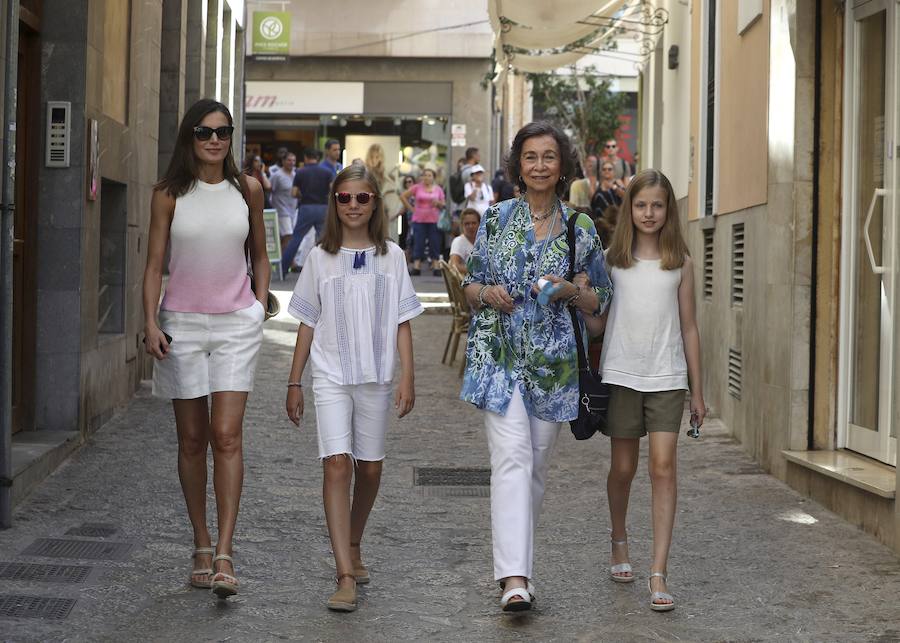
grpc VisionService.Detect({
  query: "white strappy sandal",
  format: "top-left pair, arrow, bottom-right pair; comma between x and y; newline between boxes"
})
211,553 -> 239,598
189,546 -> 215,589
610,536 -> 634,583
500,586 -> 532,612
648,571 -> 675,611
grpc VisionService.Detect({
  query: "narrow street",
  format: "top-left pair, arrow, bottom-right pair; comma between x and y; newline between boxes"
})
1,287 -> 899,642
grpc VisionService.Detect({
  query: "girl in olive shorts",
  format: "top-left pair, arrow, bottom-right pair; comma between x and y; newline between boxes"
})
597,169 -> 706,612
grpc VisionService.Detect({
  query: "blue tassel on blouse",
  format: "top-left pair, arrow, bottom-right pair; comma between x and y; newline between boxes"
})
353,250 -> 366,270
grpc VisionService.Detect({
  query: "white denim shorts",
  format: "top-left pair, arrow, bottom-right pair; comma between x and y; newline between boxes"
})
152,301 -> 265,399
311,369 -> 393,461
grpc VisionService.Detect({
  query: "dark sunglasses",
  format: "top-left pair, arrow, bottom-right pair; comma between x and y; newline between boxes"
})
605,143 -> 616,148
335,191 -> 375,205
193,125 -> 234,141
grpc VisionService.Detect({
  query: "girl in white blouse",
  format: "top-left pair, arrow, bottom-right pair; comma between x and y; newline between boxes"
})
285,164 -> 423,613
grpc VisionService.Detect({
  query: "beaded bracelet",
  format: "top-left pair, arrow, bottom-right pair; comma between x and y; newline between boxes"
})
477,284 -> 490,308
287,382 -> 302,388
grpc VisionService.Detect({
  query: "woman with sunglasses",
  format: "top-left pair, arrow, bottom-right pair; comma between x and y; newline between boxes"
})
591,161 -> 626,217
142,99 -> 269,599
285,164 -> 422,612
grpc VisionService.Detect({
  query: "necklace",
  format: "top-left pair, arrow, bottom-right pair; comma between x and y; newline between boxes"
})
530,200 -> 557,222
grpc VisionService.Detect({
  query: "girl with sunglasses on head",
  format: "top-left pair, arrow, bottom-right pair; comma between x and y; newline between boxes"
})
285,164 -> 423,612
142,98 -> 269,600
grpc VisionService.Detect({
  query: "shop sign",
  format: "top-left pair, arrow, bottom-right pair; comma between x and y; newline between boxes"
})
252,11 -> 291,55
451,123 -> 466,147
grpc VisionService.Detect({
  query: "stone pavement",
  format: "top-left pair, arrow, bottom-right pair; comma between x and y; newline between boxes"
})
2,308 -> 900,642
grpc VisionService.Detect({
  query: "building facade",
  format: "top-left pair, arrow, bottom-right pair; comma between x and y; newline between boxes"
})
0,0 -> 246,511
243,0 -> 494,192
641,0 -> 900,552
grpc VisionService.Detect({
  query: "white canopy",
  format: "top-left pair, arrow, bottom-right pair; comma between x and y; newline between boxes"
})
489,0 -> 666,79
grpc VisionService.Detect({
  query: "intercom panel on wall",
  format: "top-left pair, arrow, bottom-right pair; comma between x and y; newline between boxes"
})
45,101 -> 71,168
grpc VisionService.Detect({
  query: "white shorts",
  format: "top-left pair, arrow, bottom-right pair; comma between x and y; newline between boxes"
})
311,370 -> 393,461
152,301 -> 265,399
278,215 -> 294,237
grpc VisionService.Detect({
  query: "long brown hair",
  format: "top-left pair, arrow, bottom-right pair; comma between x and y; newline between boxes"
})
606,169 -> 688,270
155,99 -> 241,197
319,164 -> 389,255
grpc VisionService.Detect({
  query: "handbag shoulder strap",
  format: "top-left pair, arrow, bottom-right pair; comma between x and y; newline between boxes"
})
565,211 -> 590,372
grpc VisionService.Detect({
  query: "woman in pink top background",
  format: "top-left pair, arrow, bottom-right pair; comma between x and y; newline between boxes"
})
400,168 -> 446,276
142,98 -> 269,600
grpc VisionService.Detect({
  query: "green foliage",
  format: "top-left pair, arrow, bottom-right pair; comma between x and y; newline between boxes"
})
527,66 -> 627,167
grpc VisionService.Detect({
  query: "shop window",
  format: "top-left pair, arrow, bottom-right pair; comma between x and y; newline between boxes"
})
98,179 -> 127,335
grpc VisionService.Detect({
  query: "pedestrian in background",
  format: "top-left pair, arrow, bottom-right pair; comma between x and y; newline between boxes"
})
598,169 -> 706,612
463,164 -> 494,217
142,98 -> 269,600
400,167 -> 445,276
568,154 -> 599,208
267,146 -> 289,179
601,138 -> 632,181
269,151 -> 298,251
395,174 -> 415,261
285,164 -> 422,612
242,155 -> 271,208
461,121 -> 612,612
591,160 -> 626,215
449,207 -> 480,276
282,148 -> 332,273
320,138 -> 343,177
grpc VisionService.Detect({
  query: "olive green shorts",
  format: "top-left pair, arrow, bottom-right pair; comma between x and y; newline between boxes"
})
602,385 -> 686,439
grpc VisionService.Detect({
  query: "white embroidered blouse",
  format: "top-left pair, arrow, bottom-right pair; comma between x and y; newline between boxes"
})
288,242 -> 423,385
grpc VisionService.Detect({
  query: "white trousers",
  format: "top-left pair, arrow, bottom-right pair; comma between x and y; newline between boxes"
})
484,386 -> 562,581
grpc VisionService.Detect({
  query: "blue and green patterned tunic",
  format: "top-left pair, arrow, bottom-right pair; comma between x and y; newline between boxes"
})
460,198 -> 613,422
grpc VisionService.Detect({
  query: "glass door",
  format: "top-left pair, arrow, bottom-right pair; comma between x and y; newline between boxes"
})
839,0 -> 898,465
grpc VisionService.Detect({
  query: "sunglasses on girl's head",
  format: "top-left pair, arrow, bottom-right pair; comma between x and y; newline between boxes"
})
335,191 -> 375,205
193,125 -> 234,141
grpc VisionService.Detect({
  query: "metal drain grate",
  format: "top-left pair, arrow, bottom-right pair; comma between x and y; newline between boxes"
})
0,562 -> 91,583
414,467 -> 491,486
65,523 -> 118,538
419,486 -> 490,498
0,595 -> 76,619
22,538 -> 132,561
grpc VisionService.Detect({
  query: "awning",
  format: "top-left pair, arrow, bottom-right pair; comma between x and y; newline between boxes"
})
489,0 -> 668,89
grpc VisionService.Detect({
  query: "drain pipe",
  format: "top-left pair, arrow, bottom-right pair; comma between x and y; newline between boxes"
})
0,0 -> 20,528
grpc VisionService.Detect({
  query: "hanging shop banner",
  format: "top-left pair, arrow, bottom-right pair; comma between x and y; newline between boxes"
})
252,11 -> 291,55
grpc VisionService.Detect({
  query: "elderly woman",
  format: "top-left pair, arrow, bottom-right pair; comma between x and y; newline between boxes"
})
461,122 -> 612,612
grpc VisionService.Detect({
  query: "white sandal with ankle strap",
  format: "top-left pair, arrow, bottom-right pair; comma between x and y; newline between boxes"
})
500,587 -> 532,612
648,572 -> 675,611
189,546 -> 215,589
211,554 -> 239,598
610,537 -> 634,583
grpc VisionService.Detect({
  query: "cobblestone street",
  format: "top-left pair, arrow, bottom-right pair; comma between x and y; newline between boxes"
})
2,292 -> 900,641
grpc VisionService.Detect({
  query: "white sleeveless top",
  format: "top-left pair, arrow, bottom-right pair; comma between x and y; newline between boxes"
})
161,180 -> 256,314
600,257 -> 688,391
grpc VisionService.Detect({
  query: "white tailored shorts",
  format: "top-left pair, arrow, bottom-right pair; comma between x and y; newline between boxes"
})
311,369 -> 393,461
152,301 -> 265,399
278,214 -> 294,236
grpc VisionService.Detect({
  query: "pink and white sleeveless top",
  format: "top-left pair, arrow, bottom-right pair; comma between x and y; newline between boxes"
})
160,179 -> 256,313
